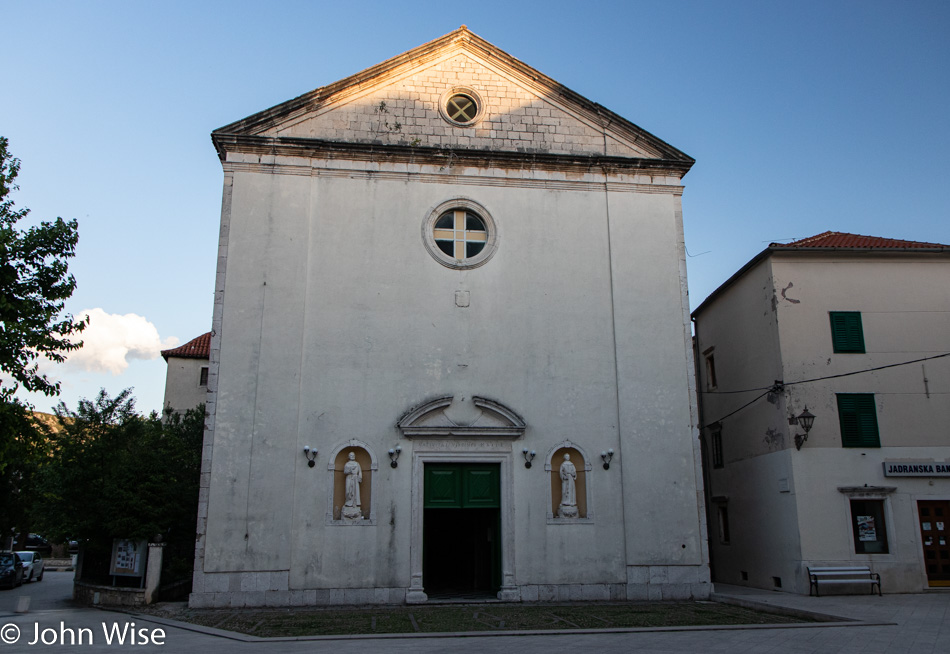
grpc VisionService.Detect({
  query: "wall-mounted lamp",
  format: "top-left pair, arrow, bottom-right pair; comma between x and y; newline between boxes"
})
522,448 -> 536,468
793,407 -> 816,450
601,449 -> 614,470
389,445 -> 402,468
303,446 -> 318,468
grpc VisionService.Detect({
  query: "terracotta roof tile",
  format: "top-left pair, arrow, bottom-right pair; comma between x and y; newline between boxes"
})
161,331 -> 211,361
777,231 -> 948,249
693,231 -> 948,317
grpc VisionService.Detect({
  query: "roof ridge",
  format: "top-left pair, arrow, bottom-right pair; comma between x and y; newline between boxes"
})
779,231 -> 948,249
773,231 -> 836,247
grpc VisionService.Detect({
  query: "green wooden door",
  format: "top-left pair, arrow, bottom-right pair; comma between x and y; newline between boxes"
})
424,464 -> 500,508
424,467 -> 463,507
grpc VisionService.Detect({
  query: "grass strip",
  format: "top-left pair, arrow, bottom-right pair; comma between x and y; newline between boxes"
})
141,600 -> 810,638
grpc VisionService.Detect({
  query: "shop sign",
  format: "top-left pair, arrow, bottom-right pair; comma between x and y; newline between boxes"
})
882,460 -> 950,477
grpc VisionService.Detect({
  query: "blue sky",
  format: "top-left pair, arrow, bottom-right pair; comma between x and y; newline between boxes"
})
3,1 -> 948,414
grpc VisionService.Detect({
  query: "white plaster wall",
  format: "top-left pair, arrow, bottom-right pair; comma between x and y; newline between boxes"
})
162,357 -> 208,414
201,158 -> 706,597
694,258 -> 803,590
695,259 -> 789,461
708,450 -> 804,591
695,251 -> 950,593
607,190 -> 708,570
772,254 -> 950,592
772,255 -> 950,449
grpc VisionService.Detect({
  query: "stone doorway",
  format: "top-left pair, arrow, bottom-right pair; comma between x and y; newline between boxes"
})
399,396 -> 524,603
422,463 -> 501,598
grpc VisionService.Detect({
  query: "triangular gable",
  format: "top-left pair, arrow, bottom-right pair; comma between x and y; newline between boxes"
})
214,27 -> 692,165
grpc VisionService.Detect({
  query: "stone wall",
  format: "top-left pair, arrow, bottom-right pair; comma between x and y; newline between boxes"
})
74,582 -> 146,608
267,51 -> 653,159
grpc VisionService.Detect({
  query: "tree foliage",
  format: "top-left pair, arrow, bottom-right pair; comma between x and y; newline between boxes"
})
0,136 -> 87,399
0,402 -> 49,539
0,137 -> 86,543
33,390 -> 205,553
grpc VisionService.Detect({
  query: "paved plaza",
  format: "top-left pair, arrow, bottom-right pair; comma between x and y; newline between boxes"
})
1,578 -> 947,653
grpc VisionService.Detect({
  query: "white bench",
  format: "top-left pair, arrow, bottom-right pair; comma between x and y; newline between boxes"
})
807,566 -> 881,596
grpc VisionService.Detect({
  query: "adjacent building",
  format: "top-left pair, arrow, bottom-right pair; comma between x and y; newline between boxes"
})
190,27 -> 710,607
161,332 -> 211,415
693,231 -> 950,593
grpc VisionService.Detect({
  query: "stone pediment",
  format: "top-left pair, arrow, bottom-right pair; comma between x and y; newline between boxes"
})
397,396 -> 526,440
213,27 -> 692,169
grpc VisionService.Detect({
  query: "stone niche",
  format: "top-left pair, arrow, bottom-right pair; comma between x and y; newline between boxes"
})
327,442 -> 376,525
546,443 -> 592,521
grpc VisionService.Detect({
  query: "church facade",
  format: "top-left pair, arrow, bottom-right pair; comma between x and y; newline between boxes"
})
190,27 -> 709,607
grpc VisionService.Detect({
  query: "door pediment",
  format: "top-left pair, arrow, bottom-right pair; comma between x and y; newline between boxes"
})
397,396 -> 526,440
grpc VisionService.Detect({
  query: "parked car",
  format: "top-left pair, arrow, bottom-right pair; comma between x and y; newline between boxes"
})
12,534 -> 51,555
0,552 -> 24,589
15,551 -> 44,582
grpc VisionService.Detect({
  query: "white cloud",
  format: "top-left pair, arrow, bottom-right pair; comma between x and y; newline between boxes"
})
64,308 -> 179,375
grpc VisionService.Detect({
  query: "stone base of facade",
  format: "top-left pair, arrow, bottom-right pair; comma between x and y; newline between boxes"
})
189,586 -> 409,608
189,565 -> 710,608
625,564 -> 712,601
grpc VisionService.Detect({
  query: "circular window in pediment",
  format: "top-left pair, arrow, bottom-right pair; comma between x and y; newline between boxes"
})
439,87 -> 484,127
447,94 -> 478,122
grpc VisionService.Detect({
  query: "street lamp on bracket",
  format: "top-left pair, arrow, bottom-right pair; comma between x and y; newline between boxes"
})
793,407 -> 816,450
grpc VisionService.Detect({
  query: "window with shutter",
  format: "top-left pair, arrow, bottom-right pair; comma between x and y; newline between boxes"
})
710,424 -> 724,468
836,393 -> 880,447
830,312 -> 865,353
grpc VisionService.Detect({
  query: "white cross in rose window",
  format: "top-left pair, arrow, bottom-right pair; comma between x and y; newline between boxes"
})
433,210 -> 487,260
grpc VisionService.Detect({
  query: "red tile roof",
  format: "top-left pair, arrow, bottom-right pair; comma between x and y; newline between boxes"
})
778,231 -> 948,249
693,231 -> 948,317
161,331 -> 211,361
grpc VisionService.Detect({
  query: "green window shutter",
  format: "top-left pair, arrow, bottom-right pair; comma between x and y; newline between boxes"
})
837,394 -> 880,447
855,396 -> 880,447
830,312 -> 865,353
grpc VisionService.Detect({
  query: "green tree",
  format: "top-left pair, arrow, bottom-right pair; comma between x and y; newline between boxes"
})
0,137 -> 86,544
33,390 -> 204,582
0,404 -> 48,543
0,136 -> 87,401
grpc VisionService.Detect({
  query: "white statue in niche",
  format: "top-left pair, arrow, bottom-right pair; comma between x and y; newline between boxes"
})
341,452 -> 363,521
558,453 -> 579,518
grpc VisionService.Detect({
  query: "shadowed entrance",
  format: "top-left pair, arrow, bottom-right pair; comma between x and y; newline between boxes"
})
423,463 -> 501,598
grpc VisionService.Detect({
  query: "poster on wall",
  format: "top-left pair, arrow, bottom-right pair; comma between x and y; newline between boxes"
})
110,539 -> 147,577
857,516 -> 877,542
